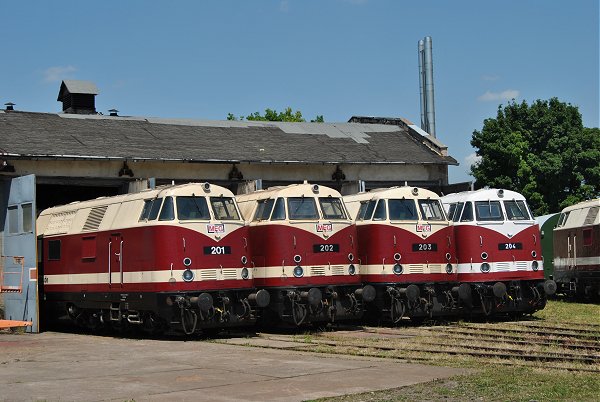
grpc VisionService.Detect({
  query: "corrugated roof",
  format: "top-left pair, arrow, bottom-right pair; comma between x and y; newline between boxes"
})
0,111 -> 458,166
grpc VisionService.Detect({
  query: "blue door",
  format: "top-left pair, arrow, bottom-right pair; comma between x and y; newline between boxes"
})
1,174 -> 38,332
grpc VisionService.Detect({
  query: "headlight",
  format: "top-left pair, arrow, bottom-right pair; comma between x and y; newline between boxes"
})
348,264 -> 356,275
480,263 -> 491,273
293,265 -> 304,278
393,263 -> 403,275
241,267 -> 249,279
445,263 -> 453,274
532,261 -> 539,271
182,268 -> 194,282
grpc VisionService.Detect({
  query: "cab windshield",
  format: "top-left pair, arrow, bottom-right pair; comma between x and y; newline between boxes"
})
319,197 -> 347,219
176,196 -> 211,220
288,197 -> 319,220
210,197 -> 241,220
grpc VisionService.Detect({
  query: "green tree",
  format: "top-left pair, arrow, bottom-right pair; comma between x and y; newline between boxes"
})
227,107 -> 324,122
470,98 -> 599,215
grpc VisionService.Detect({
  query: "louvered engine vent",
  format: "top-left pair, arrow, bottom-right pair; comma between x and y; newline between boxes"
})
82,206 -> 108,232
584,206 -> 599,225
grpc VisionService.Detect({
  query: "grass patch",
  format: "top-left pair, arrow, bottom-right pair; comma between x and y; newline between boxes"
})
534,299 -> 600,325
315,366 -> 600,402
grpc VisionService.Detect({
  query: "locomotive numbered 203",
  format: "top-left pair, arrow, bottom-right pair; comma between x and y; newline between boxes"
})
38,182 -> 269,334
344,187 -> 458,322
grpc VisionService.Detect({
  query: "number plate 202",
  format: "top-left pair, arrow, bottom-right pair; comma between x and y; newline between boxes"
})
313,244 -> 340,253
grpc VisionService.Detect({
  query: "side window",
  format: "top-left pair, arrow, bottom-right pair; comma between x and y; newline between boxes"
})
447,203 -> 457,221
372,199 -> 387,221
148,198 -> 163,220
475,201 -> 503,221
452,203 -> 464,222
253,199 -> 275,221
48,240 -> 61,260
557,212 -> 570,227
271,198 -> 286,220
583,228 -> 593,246
139,200 -> 153,221
159,196 -> 175,221
357,200 -> 377,220
460,202 -> 474,222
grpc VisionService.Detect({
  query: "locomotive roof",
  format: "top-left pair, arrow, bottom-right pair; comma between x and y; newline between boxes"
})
0,110 -> 457,166
441,188 -> 526,204
343,186 -> 440,202
237,182 -> 342,202
38,182 -> 234,216
559,198 -> 600,213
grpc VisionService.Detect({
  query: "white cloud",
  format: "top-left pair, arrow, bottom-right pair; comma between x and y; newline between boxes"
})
464,152 -> 481,168
477,89 -> 519,102
43,65 -> 77,82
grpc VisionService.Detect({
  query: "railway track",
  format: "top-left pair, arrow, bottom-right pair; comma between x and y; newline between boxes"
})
222,320 -> 600,373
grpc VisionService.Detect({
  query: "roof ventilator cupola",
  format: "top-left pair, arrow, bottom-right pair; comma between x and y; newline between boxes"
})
57,80 -> 99,114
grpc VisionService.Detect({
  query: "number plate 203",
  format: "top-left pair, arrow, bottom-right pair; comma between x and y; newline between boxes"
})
313,244 -> 340,253
412,243 -> 438,251
203,246 -> 232,255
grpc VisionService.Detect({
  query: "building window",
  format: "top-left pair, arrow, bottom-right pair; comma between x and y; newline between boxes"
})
22,203 -> 33,233
8,205 -> 18,234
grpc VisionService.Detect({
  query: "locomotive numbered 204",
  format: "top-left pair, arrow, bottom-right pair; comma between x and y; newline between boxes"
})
442,188 -> 556,315
38,182 -> 269,335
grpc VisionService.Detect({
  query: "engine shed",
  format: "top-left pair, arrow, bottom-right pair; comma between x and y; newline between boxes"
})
0,80 -> 458,331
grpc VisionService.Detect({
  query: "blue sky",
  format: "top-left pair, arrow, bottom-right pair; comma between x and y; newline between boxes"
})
2,0 -> 598,183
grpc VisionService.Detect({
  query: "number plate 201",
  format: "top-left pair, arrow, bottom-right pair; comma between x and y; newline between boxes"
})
412,243 -> 438,251
203,246 -> 232,255
313,244 -> 340,253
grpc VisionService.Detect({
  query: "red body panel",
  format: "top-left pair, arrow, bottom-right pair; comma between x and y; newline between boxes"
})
356,223 -> 457,284
43,225 -> 253,293
248,224 -> 360,287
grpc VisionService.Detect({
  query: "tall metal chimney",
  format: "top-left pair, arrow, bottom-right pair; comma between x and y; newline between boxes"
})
418,36 -> 436,137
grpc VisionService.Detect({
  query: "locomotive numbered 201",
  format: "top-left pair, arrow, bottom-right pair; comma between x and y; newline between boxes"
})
38,182 -> 269,335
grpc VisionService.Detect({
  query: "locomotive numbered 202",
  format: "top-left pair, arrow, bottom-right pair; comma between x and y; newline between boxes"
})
236,183 -> 375,326
38,182 -> 269,334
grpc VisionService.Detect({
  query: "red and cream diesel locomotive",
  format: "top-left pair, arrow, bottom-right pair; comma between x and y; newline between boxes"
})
236,182 -> 375,326
441,189 -> 556,315
344,187 -> 459,322
38,182 -> 269,334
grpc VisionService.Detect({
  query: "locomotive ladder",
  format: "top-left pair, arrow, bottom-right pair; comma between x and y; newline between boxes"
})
0,255 -> 25,293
